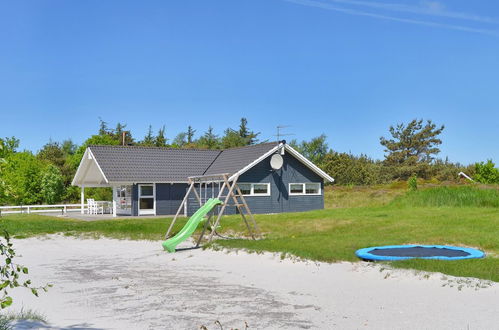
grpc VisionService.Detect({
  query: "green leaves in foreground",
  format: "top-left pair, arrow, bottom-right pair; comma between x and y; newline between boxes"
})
0,230 -> 50,309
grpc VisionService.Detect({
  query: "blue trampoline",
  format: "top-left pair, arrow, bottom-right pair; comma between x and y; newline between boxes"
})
356,244 -> 485,261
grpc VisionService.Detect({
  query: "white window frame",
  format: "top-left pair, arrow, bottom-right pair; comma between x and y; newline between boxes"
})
288,183 -> 321,196
237,183 -> 271,196
138,183 -> 156,215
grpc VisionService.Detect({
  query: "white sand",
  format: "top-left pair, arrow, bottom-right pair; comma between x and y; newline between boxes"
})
7,236 -> 498,330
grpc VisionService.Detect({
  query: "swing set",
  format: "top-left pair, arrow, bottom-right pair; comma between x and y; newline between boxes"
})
163,173 -> 261,250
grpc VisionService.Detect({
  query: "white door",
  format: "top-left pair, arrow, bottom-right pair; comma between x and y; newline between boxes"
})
138,184 -> 155,215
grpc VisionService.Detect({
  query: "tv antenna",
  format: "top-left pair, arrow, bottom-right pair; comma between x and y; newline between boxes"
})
274,125 -> 294,143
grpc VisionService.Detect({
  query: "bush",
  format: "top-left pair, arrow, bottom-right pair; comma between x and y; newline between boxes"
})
321,152 -> 391,185
40,165 -> 65,204
407,175 -> 418,191
474,160 -> 499,184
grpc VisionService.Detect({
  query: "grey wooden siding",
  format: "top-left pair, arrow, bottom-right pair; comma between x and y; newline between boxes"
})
156,183 -> 188,215
185,152 -> 324,215
239,152 -> 324,214
186,184 -> 235,216
132,184 -> 138,216
132,183 -> 188,216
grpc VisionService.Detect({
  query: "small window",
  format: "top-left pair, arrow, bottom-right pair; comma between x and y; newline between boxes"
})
116,186 -> 131,198
238,183 -> 251,195
290,183 -> 304,194
289,183 -> 321,195
305,183 -> 320,194
237,183 -> 270,196
253,184 -> 269,195
140,185 -> 154,197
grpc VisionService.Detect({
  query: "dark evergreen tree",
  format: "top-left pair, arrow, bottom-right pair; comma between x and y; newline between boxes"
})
221,129 -> 246,148
155,126 -> 168,147
238,118 -> 259,145
380,119 -> 445,165
197,126 -> 220,149
186,126 -> 196,144
98,118 -> 110,136
114,122 -> 133,145
141,125 -> 155,146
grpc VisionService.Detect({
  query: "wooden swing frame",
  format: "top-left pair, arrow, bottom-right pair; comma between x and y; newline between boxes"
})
164,173 -> 261,246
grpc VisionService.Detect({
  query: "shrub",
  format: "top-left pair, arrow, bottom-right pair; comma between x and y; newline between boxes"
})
474,160 -> 499,184
407,175 -> 418,191
40,165 -> 65,204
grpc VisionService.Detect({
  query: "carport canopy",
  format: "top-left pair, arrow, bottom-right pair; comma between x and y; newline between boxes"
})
72,148 -> 111,214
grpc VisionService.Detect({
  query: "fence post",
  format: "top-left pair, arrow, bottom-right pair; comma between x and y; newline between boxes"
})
27,206 -> 31,214
64,205 -> 67,215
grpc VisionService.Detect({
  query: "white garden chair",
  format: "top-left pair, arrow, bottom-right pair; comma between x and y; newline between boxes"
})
87,199 -> 96,214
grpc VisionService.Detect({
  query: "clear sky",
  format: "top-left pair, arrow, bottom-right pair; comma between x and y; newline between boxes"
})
1,0 -> 498,164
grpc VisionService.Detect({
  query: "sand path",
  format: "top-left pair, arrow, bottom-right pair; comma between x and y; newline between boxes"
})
8,236 -> 498,329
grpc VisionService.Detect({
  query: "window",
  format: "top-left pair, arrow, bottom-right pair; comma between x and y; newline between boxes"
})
138,184 -> 155,215
253,184 -> 269,195
140,185 -> 154,197
237,183 -> 270,196
290,183 -> 304,194
238,183 -> 252,195
305,183 -> 320,194
289,183 -> 321,195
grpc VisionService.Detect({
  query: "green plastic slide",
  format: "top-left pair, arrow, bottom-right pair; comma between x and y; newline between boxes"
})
162,198 -> 222,253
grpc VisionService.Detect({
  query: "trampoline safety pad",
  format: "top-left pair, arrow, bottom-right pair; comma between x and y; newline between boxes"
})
356,245 -> 485,261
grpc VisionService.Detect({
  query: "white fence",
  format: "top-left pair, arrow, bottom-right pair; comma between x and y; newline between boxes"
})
0,204 -> 85,215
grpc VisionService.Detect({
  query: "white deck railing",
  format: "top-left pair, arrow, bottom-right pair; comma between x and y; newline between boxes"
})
0,204 -> 86,215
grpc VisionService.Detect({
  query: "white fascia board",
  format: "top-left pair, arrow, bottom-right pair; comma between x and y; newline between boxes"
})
228,144 -> 281,182
229,143 -> 334,183
72,147 -> 109,186
284,145 -> 335,182
71,148 -> 89,186
88,148 -> 109,184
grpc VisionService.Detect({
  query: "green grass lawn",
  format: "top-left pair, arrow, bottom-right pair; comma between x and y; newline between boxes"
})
1,185 -> 498,281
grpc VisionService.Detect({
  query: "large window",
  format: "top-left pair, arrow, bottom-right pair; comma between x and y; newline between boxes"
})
237,183 -> 270,196
288,183 -> 321,195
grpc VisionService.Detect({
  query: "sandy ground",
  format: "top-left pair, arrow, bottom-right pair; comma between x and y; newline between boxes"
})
7,236 -> 498,330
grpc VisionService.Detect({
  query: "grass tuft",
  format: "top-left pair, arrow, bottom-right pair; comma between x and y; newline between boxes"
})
0,309 -> 47,330
392,185 -> 499,208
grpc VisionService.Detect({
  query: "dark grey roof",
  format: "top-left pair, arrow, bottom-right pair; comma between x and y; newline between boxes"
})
204,143 -> 277,176
88,142 -> 277,182
89,145 -> 220,182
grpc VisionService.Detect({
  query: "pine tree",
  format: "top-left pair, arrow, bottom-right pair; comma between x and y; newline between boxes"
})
141,125 -> 155,146
380,119 -> 445,165
186,126 -> 196,144
155,126 -> 168,147
221,128 -> 246,148
98,118 -> 110,136
198,126 -> 220,149
238,118 -> 259,145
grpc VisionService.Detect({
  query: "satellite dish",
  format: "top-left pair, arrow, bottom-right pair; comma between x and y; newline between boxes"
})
270,154 -> 283,170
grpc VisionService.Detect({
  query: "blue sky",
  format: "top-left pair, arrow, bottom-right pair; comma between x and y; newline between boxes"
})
1,0 -> 498,164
